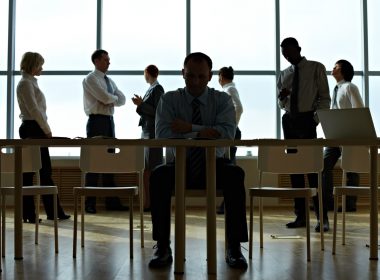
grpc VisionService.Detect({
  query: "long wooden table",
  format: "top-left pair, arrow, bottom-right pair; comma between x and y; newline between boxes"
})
0,138 -> 378,275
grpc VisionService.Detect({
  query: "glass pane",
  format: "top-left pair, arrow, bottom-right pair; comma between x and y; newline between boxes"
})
13,74 -> 184,156
369,77 -> 380,135
192,0 -> 275,70
280,0 -> 362,71
103,0 -> 186,70
15,0 -> 96,70
0,0 -> 8,71
0,76 -> 6,138
368,0 -> 380,70
209,75 -> 277,156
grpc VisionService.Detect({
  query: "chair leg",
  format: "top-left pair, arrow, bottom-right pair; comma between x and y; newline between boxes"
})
81,196 -> 85,248
249,195 -> 253,259
2,195 -> 6,258
305,198 -> 311,262
332,193 -> 338,255
139,175 -> 144,248
342,195 -> 346,245
259,198 -> 263,249
53,193 -> 58,254
35,195 -> 40,245
73,192 -> 78,258
130,196 -> 133,259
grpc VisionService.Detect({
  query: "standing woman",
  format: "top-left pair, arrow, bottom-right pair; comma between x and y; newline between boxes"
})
17,52 -> 70,223
217,66 -> 243,214
132,65 -> 164,210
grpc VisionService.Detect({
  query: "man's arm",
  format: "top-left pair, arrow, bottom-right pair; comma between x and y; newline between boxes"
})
83,75 -> 118,105
316,64 -> 331,110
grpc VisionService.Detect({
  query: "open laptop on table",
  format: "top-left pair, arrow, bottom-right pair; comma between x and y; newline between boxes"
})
317,108 -> 377,139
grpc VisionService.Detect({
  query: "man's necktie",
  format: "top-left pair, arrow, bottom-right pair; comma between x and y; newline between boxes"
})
188,98 -> 205,186
104,75 -> 113,94
332,85 -> 338,109
290,65 -> 299,114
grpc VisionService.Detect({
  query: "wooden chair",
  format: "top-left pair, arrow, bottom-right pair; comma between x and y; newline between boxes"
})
248,145 -> 324,262
72,145 -> 143,259
1,146 -> 58,256
332,146 -> 380,254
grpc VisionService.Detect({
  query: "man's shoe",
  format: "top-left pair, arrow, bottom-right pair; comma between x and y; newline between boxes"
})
85,205 -> 97,214
315,219 -> 329,232
148,244 -> 173,268
226,245 -> 248,270
286,218 -> 306,228
105,204 -> 129,211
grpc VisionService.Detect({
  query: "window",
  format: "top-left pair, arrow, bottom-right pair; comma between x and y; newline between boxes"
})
103,0 -> 186,70
191,0 -> 275,70
15,0 -> 96,70
280,0 -> 362,71
368,0 -> 380,70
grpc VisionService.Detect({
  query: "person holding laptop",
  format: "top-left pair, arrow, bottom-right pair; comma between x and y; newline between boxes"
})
322,59 -> 364,219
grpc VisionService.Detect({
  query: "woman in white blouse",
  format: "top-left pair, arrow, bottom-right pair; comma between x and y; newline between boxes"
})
217,66 -> 244,214
17,52 -> 70,223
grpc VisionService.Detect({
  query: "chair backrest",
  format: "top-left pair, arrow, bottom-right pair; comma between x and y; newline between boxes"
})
341,146 -> 380,173
79,145 -> 144,174
258,145 -> 324,174
1,146 -> 42,173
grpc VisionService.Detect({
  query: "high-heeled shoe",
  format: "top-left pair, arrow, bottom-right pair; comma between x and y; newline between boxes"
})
23,217 -> 42,223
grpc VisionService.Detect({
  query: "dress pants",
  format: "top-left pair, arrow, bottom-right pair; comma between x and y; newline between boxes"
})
19,121 -> 66,219
150,158 -> 248,245
229,126 -> 241,165
282,112 -> 325,219
85,114 -> 121,208
323,147 -> 358,209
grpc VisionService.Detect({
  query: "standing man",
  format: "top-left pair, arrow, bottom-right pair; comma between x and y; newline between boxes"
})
148,52 -> 248,270
322,60 -> 364,214
277,38 -> 330,231
82,49 -> 127,214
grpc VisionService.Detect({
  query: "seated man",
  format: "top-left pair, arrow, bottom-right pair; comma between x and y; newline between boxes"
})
149,52 -> 248,270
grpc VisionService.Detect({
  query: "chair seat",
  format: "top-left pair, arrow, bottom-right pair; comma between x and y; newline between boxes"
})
73,186 -> 138,197
333,186 -> 371,196
249,187 -> 317,198
1,186 -> 58,196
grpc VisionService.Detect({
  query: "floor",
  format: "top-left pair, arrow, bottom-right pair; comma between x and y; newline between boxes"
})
0,207 -> 379,280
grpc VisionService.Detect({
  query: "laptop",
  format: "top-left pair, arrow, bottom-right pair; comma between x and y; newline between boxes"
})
317,108 -> 377,139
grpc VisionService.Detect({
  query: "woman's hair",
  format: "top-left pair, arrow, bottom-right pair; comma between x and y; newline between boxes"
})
20,52 -> 44,74
218,66 -> 234,80
336,59 -> 354,82
145,64 -> 159,78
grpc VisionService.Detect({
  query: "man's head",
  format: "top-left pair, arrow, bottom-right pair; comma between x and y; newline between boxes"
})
332,59 -> 354,82
280,37 -> 302,65
91,49 -> 110,73
182,52 -> 213,97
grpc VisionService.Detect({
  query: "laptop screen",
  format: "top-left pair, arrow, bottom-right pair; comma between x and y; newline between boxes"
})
317,108 -> 377,139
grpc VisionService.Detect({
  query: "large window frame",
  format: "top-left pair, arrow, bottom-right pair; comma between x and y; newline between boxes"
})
2,0 -> 379,157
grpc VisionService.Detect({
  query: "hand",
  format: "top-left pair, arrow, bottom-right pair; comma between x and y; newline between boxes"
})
131,94 -> 143,106
278,88 -> 290,100
46,132 -> 52,138
198,128 -> 220,139
171,118 -> 192,133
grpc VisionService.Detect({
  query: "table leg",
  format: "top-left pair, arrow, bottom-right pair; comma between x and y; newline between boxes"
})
14,146 -> 23,259
206,147 -> 216,274
174,147 -> 186,274
369,145 -> 378,260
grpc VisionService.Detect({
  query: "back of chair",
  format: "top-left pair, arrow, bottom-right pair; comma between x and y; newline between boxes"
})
1,146 -> 42,173
79,145 -> 144,174
258,145 -> 324,174
340,146 -> 380,173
